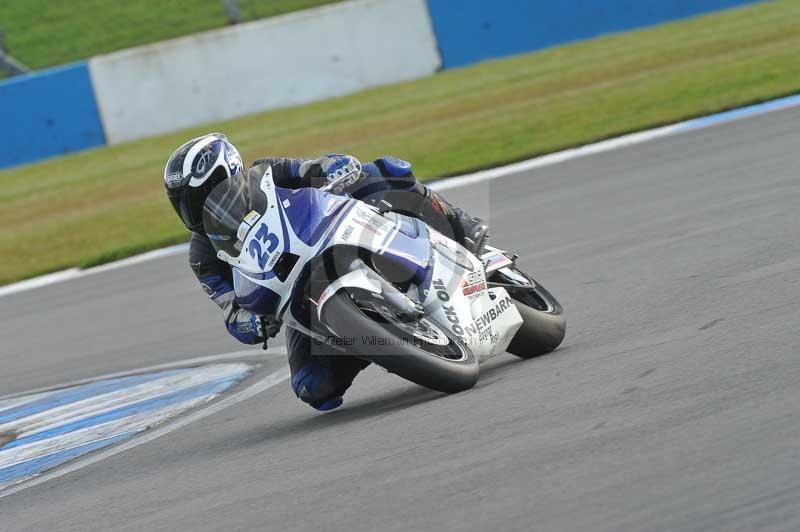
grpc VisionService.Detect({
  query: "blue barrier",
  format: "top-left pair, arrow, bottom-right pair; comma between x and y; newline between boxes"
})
0,63 -> 105,169
426,0 -> 762,69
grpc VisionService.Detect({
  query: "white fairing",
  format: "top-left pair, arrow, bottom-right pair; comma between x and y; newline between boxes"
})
424,230 -> 522,361
217,169 -> 522,363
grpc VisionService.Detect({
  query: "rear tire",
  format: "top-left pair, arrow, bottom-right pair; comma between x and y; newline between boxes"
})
491,268 -> 566,359
507,301 -> 566,358
321,292 -> 479,393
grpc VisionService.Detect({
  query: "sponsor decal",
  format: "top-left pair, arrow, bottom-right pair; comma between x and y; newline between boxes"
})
354,207 -> 393,232
266,251 -> 282,270
235,322 -> 254,333
244,210 -> 261,225
282,199 -> 291,209
464,296 -> 514,337
461,271 -> 486,297
480,329 -> 501,345
482,252 -> 513,272
462,282 -> 486,297
352,217 -> 380,233
341,225 -> 355,242
237,221 -> 251,242
433,279 -> 464,336
224,144 -> 242,172
165,172 -> 183,188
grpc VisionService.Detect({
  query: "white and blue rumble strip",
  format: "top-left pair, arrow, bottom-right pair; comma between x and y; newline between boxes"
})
0,363 -> 252,493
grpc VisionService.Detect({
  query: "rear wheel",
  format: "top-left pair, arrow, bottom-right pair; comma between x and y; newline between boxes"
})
321,291 -> 479,393
489,267 -> 566,358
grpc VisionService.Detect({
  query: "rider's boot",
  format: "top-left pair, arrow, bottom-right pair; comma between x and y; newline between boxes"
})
287,328 -> 370,411
450,205 -> 490,255
412,187 -> 490,255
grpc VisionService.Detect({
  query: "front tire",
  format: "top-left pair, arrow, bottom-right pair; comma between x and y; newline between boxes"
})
321,292 -> 479,393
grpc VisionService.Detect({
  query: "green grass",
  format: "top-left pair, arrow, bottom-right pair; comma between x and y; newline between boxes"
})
0,0 -> 343,70
1,0 -> 800,285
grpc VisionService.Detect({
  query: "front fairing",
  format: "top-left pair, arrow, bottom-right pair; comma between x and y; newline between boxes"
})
423,229 -> 522,361
200,165 -> 344,318
234,186 -> 352,317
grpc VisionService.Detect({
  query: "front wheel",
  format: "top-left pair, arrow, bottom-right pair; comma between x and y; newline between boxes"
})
321,291 -> 479,393
490,267 -> 566,358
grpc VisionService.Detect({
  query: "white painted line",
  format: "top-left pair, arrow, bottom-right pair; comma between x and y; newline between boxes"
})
2,93 -> 799,297
430,124 -> 683,192
0,244 -> 189,299
432,93 -> 800,192
79,243 -> 190,276
0,269 -> 81,298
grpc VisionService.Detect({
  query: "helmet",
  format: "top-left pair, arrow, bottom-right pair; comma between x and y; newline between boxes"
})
163,133 -> 244,232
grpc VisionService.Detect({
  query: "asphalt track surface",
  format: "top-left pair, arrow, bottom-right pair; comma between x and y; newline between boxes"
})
2,108 -> 800,531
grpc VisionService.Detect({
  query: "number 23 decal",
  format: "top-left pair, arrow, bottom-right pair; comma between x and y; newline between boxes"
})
248,223 -> 279,269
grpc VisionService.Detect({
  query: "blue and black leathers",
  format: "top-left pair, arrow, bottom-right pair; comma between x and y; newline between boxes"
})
190,155 -> 485,410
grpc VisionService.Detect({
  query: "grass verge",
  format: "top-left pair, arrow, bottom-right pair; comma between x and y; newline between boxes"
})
0,0 -> 344,70
1,0 -> 799,285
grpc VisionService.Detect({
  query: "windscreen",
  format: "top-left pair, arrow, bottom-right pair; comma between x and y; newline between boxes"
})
202,167 -> 269,258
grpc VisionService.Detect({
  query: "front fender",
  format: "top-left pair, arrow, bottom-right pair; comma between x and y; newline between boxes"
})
316,269 -> 382,322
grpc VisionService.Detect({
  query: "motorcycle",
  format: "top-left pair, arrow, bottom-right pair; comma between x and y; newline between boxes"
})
201,165 -> 566,393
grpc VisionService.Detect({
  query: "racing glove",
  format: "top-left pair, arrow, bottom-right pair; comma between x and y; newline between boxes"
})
299,154 -> 364,194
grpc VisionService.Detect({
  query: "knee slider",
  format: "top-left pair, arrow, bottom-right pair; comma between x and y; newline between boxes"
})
291,364 -> 341,409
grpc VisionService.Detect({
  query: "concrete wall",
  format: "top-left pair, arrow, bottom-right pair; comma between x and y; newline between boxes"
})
426,0 -> 763,68
0,63 -> 105,168
88,0 -> 441,145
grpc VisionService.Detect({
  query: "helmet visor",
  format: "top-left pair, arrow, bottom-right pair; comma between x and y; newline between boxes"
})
202,167 -> 268,259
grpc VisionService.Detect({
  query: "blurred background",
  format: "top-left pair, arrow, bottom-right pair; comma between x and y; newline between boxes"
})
0,0 -> 797,286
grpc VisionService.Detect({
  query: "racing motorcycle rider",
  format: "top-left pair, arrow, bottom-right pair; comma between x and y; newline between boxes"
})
164,133 -> 488,411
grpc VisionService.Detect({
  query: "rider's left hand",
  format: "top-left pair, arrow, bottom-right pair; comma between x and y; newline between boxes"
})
299,154 -> 363,192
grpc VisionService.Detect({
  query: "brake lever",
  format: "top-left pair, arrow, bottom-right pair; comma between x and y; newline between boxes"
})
260,317 -> 282,350
319,171 -> 359,194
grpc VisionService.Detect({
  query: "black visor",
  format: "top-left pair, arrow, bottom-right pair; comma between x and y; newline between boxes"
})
202,167 -> 269,258
167,166 -> 229,232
